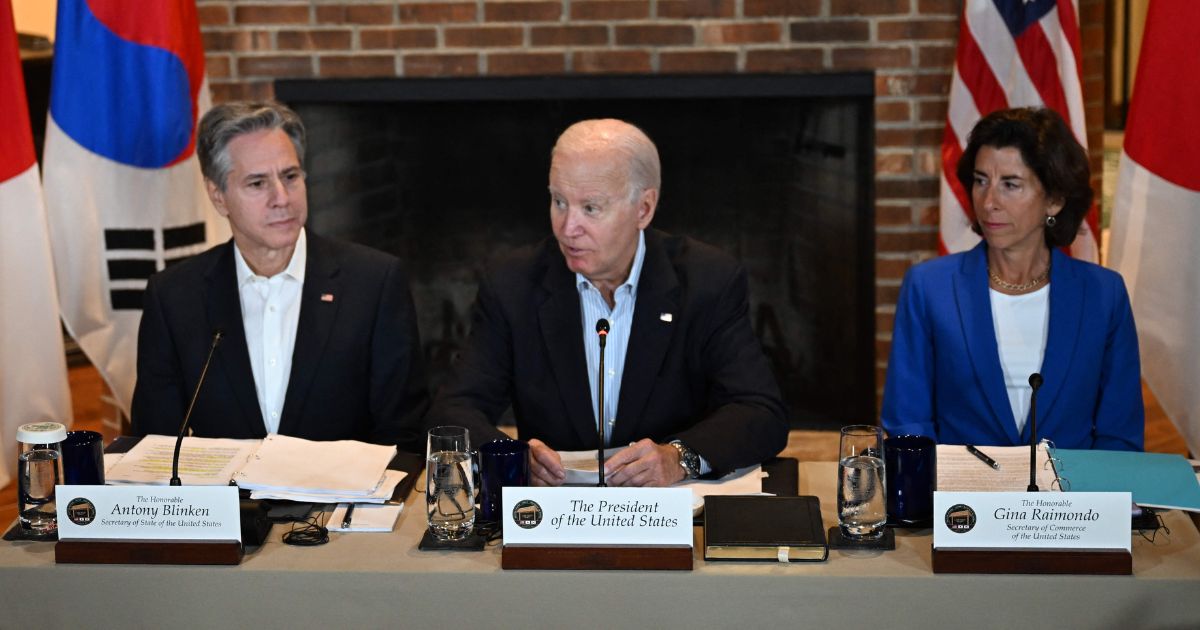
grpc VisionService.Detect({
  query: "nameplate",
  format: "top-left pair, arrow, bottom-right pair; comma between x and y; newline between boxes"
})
55,485 -> 241,542
933,491 -> 1130,551
502,487 -> 692,546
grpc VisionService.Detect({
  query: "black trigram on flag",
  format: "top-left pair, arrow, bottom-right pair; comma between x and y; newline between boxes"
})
104,222 -> 207,310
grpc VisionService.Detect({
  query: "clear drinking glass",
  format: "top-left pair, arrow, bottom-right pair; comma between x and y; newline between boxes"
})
16,422 -> 67,539
426,426 -> 475,540
837,424 -> 887,541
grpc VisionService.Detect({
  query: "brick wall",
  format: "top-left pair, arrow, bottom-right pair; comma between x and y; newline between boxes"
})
198,0 -> 1107,405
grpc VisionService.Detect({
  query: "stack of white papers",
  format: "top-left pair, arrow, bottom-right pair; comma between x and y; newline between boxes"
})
248,469 -> 407,504
327,502 -> 404,532
679,465 -> 769,500
560,447 -> 623,485
559,448 -> 768,515
104,433 -> 405,505
936,442 -> 1057,492
233,434 -> 399,503
105,435 -> 259,486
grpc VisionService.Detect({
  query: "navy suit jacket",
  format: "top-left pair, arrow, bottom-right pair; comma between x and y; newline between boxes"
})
131,233 -> 429,452
425,229 -> 788,474
881,242 -> 1143,451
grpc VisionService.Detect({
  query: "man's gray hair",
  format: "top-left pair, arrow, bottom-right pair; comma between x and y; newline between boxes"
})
552,119 -> 661,203
197,101 -> 306,191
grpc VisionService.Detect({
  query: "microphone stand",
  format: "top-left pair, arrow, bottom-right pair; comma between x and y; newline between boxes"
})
171,331 -> 223,486
1027,373 -> 1043,492
595,319 -> 609,487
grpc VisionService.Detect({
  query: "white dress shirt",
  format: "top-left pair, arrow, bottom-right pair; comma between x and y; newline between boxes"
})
578,231 -> 646,448
577,231 -> 710,474
990,284 -> 1050,433
233,229 -> 306,434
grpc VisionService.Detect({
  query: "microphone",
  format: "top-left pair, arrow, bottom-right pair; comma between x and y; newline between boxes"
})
170,330 -> 223,486
595,319 -> 609,487
1027,373 -> 1043,492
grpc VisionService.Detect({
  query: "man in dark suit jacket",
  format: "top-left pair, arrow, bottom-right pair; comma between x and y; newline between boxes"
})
131,102 -> 428,452
426,119 -> 787,486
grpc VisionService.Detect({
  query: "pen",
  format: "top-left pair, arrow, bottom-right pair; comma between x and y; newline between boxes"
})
966,445 -> 1000,470
342,503 -> 356,529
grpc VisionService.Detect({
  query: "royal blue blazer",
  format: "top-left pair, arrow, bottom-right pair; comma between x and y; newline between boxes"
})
881,242 -> 1143,451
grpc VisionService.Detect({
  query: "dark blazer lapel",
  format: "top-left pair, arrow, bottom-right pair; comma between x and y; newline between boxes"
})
612,231 -> 679,445
536,248 -> 597,448
203,241 -> 267,435
954,243 -> 1022,443
1022,248 -> 1082,441
279,234 -> 342,435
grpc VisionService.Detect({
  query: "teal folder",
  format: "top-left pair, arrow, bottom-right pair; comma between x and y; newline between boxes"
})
1054,449 -> 1200,512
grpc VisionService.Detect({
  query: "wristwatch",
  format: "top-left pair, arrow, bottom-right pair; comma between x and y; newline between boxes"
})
669,440 -> 701,479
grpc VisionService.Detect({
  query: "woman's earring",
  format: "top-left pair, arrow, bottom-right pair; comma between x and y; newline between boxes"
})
1045,215 -> 1057,227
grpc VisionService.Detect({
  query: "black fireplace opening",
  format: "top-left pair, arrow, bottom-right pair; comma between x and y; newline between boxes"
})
277,74 -> 875,430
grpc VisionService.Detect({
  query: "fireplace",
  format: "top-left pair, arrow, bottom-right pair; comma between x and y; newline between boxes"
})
277,73 -> 874,429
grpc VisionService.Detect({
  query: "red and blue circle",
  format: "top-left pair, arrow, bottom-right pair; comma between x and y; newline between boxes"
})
50,0 -> 205,168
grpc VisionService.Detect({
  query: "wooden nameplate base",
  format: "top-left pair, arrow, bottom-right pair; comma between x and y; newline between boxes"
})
55,539 -> 243,565
502,544 -> 693,570
931,547 -> 1131,575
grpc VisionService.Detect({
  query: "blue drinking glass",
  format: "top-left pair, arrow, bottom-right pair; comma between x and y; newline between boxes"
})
477,439 -> 530,527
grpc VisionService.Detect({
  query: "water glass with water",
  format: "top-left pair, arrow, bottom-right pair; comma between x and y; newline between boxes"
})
837,424 -> 886,541
426,426 -> 475,540
16,421 -> 67,539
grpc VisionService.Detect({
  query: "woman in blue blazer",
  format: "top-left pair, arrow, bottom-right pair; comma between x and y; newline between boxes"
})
881,108 -> 1143,451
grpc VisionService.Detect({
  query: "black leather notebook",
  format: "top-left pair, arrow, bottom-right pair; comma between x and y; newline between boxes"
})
703,495 -> 827,562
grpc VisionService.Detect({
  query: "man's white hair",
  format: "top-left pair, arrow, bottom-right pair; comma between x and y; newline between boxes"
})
551,119 -> 660,203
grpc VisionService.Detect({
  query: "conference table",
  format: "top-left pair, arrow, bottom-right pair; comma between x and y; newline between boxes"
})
2,462 -> 1199,629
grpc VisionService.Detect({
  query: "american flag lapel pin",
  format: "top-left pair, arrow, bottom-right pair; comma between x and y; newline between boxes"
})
660,312 -> 673,322
320,293 -> 335,302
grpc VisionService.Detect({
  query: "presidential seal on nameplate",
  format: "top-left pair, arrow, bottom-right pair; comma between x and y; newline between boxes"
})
501,487 -> 694,570
930,491 -> 1132,575
54,485 -> 243,566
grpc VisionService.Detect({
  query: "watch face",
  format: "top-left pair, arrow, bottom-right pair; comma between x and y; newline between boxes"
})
671,441 -> 700,478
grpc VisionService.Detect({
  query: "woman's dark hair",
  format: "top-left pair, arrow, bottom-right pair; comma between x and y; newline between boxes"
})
956,107 -> 1092,248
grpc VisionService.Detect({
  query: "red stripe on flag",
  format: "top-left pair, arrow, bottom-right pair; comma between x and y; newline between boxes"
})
941,125 -> 973,224
1014,23 -> 1070,128
1057,0 -> 1102,257
1124,0 -> 1200,192
940,124 -> 976,258
955,14 -> 1009,116
1082,203 -> 1100,249
1056,0 -> 1084,88
0,0 -> 35,181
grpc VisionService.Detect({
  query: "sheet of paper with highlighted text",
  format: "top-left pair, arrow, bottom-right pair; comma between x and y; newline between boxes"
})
105,434 -> 260,486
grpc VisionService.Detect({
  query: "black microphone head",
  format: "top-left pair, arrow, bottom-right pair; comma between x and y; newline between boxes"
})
1028,373 -> 1043,389
595,319 -> 610,335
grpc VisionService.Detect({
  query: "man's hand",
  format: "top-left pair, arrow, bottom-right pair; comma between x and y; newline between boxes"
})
528,438 -> 566,486
602,438 -> 686,487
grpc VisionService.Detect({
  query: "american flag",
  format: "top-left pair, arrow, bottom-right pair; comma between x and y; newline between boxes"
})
939,0 -> 1098,261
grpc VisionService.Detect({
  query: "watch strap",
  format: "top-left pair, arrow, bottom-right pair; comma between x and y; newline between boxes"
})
669,440 -> 701,479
